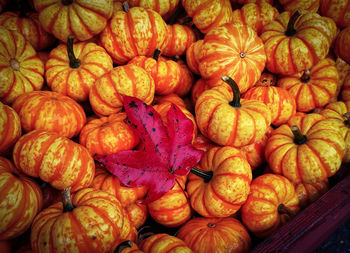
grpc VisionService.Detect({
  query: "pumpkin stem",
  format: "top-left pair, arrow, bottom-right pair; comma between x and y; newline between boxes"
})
153,49 -> 161,61
277,204 -> 296,217
167,6 -> 186,25
122,1 -> 130,12
62,188 -> 75,212
113,240 -> 133,253
300,69 -> 311,83
343,112 -> 350,127
67,34 -> 81,69
221,75 -> 241,108
291,125 -> 307,145
137,225 -> 154,244
61,0 -> 73,5
10,58 -> 20,71
190,167 -> 213,183
285,10 -> 302,37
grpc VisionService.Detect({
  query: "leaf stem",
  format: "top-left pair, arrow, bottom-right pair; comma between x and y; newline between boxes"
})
190,167 -> 213,183
221,75 -> 241,108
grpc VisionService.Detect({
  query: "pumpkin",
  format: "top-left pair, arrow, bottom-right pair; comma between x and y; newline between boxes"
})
89,64 -> 155,117
319,101 -> 350,162
0,101 -> 21,156
79,113 -> 139,156
31,188 -> 136,253
231,2 -> 279,35
187,146 -> 252,217
90,164 -> 147,207
0,27 -> 44,104
173,57 -> 194,97
140,233 -> 192,253
330,57 -> 350,103
185,39 -> 203,75
294,180 -> 329,209
241,173 -> 300,238
254,71 -> 277,86
195,76 -> 271,147
261,10 -> 337,75
341,72 -> 350,102
319,0 -> 350,28
192,132 -> 217,153
99,6 -> 168,65
128,50 -> 181,96
265,113 -> 345,184
114,240 -> 143,253
33,0 -> 113,42
335,27 -> 350,65
147,176 -> 192,227
198,23 -> 266,93
162,24 -> 196,57
278,0 -> 320,12
12,91 -> 86,138
0,12 -> 56,51
127,0 -> 180,20
13,130 -> 95,192
243,86 -> 296,126
177,217 -> 251,253
277,57 -> 338,112
234,0 -> 274,4
0,157 -> 42,240
153,93 -> 187,109
125,200 -> 148,229
181,0 -> 233,34
191,79 -> 210,106
45,35 -> 113,102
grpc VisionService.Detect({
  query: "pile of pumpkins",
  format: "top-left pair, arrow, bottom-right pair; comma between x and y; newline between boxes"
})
1,0 -> 350,252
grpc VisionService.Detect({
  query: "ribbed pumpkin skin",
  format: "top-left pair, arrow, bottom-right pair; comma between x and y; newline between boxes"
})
140,234 -> 192,253
30,188 -> 135,253
125,200 -> 148,229
231,2 -> 278,35
147,176 -> 192,227
89,64 -> 155,117
261,11 -> 337,75
341,72 -> 350,102
186,39 -> 203,75
0,12 -> 56,51
33,0 -> 113,42
90,165 -> 147,207
173,58 -> 194,97
13,130 -> 95,192
198,23 -> 266,93
243,86 -> 296,126
0,27 -> 44,104
181,0 -> 232,34
79,113 -> 139,156
12,91 -> 86,138
277,58 -> 338,112
335,27 -> 350,65
45,42 -> 113,102
162,24 -> 196,57
294,180 -> 329,209
177,217 -> 251,253
187,146 -> 252,217
0,157 -> 42,240
99,7 -> 168,65
265,113 -> 345,184
279,0 -> 320,12
241,174 -> 300,238
128,0 -> 180,18
320,101 -> 350,162
195,86 -> 271,147
0,102 -> 21,156
128,55 -> 181,96
319,0 -> 350,28
235,0 -> 274,4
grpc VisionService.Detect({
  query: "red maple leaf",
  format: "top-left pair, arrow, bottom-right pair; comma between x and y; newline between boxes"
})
96,96 -> 203,202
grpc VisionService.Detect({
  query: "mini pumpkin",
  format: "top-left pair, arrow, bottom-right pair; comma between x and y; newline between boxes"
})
140,233 -> 192,253
335,26 -> 350,65
162,24 -> 196,57
319,0 -> 350,28
294,180 -> 329,209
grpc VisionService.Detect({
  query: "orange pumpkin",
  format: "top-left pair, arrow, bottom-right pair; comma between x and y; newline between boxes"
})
0,157 -> 42,240
234,0 -> 274,4
335,26 -> 350,65
195,76 -> 271,147
261,10 -> 337,75
177,217 -> 251,253
294,180 -> 329,209
192,132 -> 217,153
114,240 -> 143,253
162,24 -> 196,57
173,57 -> 194,97
185,39 -> 203,75
125,200 -> 148,229
45,35 -> 113,102
79,113 -> 139,156
265,113 -> 345,184
241,173 -> 300,238
231,2 -> 278,35
278,0 -> 320,12
0,12 -> 56,51
0,102 -> 21,156
198,23 -> 266,93
341,72 -> 350,102
254,71 -> 277,87
128,50 -> 181,96
33,0 -> 113,42
31,188 -> 136,253
89,64 -> 155,117
0,27 -> 44,104
13,130 -> 95,192
99,6 -> 168,64
319,0 -> 350,28
140,234 -> 192,253
128,0 -> 180,20
147,176 -> 192,227
12,91 -> 86,138
181,0 -> 233,34
277,58 -> 338,112
153,93 -> 187,109
331,57 -> 350,103
187,146 -> 252,217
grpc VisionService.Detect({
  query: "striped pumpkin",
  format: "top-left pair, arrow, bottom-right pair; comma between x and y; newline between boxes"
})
162,24 -> 196,57
127,0 -> 180,19
186,39 -> 203,75
319,0 -> 350,28
279,0 -> 320,12
294,180 -> 329,209
335,26 -> 350,65
140,234 -> 192,253
13,130 -> 95,192
341,72 -> 350,102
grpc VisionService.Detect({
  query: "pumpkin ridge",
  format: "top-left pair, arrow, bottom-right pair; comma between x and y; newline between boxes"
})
309,81 -> 334,99
305,83 -> 318,109
252,184 -> 280,204
303,141 -> 330,178
74,1 -> 111,19
70,5 -> 94,37
1,72 -> 16,101
226,106 -> 239,145
241,108 -> 258,145
271,36 -> 285,73
124,10 -> 139,56
105,23 -> 128,63
204,102 -> 222,136
295,35 -> 318,66
79,65 -> 98,79
46,5 -> 63,33
146,10 -> 159,56
208,181 -> 241,208
287,37 -> 298,74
